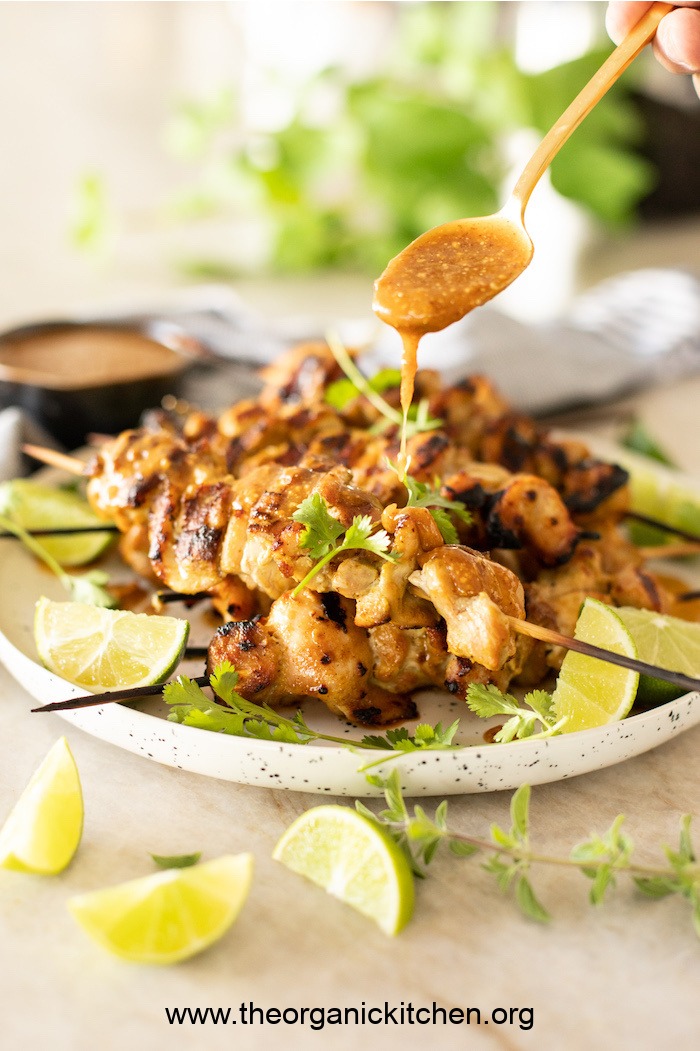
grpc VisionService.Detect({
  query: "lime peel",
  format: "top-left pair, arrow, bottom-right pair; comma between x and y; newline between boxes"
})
616,606 -> 700,706
0,479 -> 113,566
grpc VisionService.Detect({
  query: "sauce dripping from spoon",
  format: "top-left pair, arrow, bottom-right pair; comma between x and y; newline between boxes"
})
373,212 -> 532,474
371,3 -> 670,476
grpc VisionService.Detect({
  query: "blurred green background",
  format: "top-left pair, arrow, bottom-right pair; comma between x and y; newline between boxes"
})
73,0 -> 696,279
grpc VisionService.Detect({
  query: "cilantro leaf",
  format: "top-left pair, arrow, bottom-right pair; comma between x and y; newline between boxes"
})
293,493 -> 345,559
325,331 -> 441,436
0,513 -> 115,608
389,465 -> 471,544
466,683 -> 563,742
325,368 -> 402,411
292,497 -> 399,597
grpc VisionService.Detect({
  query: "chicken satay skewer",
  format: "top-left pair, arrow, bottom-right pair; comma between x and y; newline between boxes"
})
0,524 -> 119,538
31,621 -> 700,714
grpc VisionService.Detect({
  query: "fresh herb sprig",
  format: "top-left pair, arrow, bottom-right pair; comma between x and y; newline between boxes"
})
325,331 -> 442,438
390,466 -> 472,544
291,493 -> 399,597
325,368 -> 402,412
359,771 -> 700,935
466,683 -> 566,742
164,662 -> 461,758
0,513 -> 115,608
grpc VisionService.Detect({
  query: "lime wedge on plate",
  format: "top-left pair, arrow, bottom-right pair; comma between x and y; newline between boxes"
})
552,598 -> 639,734
34,598 -> 189,691
69,854 -> 254,964
616,606 -> 700,706
273,805 -> 414,936
612,448 -> 700,546
0,479 -> 113,566
0,737 -> 83,874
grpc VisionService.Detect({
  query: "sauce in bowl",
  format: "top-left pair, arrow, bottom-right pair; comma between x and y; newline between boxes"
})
0,325 -> 187,389
0,321 -> 193,446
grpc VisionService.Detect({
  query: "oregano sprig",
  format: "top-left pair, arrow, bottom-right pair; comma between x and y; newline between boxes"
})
359,771 -> 700,935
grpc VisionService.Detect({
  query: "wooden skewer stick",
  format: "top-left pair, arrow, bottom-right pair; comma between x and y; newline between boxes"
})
22,444 -> 85,476
624,511 -> 700,546
0,524 -> 118,538
33,619 -> 700,716
31,675 -> 209,714
509,617 -> 700,695
638,543 -> 700,560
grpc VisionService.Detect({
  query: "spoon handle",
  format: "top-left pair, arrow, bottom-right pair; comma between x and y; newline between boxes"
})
511,1 -> 673,211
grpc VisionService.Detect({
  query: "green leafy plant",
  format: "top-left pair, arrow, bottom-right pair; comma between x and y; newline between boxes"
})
465,682 -> 566,742
359,771 -> 700,935
325,331 -> 442,437
72,3 -> 655,275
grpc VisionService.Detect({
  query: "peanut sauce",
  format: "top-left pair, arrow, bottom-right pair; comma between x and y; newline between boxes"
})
373,215 -> 532,473
0,327 -> 187,390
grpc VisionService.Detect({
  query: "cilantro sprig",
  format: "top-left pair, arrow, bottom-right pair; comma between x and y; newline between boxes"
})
359,772 -> 700,935
466,683 -> 567,742
325,368 -> 402,411
164,661 -> 462,759
325,330 -> 442,438
0,512 -> 115,608
291,493 -> 399,597
396,468 -> 472,545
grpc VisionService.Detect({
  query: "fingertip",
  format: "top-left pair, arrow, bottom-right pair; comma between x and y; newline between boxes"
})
606,2 -> 655,44
654,7 -> 700,73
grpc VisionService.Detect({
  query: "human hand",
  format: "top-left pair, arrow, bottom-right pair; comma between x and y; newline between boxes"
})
606,2 -> 700,97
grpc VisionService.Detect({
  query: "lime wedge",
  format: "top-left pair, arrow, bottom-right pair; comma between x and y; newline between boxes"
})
34,598 -> 189,691
273,805 -> 414,936
551,598 -> 639,733
69,854 -> 254,964
0,479 -> 113,566
0,737 -> 83,874
612,448 -> 700,546
616,606 -> 700,706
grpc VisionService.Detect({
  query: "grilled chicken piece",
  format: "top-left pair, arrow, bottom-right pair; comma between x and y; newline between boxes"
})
258,340 -> 345,410
522,534 -> 675,677
207,590 -> 418,726
227,464 -> 383,599
409,546 -> 525,671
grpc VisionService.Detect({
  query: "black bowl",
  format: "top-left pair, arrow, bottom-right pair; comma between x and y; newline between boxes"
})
0,318 -> 202,448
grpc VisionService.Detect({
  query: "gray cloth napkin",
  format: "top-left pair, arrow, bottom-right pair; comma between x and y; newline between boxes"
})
369,268 -> 700,414
1,267 -> 699,479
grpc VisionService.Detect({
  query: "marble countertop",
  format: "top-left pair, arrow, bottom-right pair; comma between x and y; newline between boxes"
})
1,362 -> 700,1051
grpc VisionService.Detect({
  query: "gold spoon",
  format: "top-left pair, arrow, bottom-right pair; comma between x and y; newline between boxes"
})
373,2 -> 673,341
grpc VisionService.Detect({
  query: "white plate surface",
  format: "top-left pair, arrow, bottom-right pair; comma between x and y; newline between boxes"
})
1,442 -> 700,796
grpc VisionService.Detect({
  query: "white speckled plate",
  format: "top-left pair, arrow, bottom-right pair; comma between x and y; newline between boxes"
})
1,446 -> 700,796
